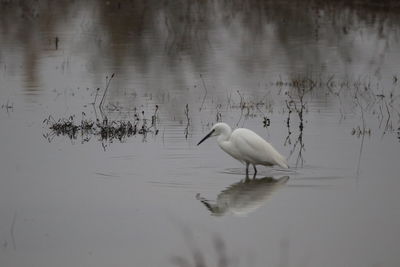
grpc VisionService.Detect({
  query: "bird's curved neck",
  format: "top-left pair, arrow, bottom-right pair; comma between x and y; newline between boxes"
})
217,126 -> 232,142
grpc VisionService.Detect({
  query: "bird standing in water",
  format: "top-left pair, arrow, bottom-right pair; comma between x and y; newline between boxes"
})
197,123 -> 288,175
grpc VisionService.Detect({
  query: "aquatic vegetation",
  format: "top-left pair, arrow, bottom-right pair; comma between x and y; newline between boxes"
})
219,75 -> 400,139
43,107 -> 159,144
1,100 -> 14,113
184,104 -> 190,139
42,73 -> 400,154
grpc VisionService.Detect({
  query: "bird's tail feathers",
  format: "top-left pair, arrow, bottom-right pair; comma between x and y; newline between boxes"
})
275,156 -> 289,169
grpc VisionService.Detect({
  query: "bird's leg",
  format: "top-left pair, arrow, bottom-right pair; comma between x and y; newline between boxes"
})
245,162 -> 250,177
252,164 -> 257,178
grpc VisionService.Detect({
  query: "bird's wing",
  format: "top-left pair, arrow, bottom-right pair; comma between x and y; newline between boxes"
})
232,129 -> 288,168
230,129 -> 271,162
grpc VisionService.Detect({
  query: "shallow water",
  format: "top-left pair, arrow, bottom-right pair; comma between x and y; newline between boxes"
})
1,1 -> 400,267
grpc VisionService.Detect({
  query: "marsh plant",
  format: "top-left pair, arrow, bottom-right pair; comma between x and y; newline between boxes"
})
43,106 -> 159,144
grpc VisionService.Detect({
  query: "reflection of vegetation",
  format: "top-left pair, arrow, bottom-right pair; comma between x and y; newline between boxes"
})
171,233 -> 232,267
397,127 -> 400,142
1,0 -> 399,93
283,78 -> 314,167
287,75 -> 399,139
171,227 -> 299,267
98,73 -> 115,117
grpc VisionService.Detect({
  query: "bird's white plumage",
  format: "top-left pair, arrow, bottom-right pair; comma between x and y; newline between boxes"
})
197,123 -> 288,173
229,128 -> 287,168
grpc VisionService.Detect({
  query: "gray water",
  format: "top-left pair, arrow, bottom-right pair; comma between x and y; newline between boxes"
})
1,1 -> 400,267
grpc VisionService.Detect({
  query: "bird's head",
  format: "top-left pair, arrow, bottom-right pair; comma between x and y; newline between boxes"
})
197,122 -> 231,145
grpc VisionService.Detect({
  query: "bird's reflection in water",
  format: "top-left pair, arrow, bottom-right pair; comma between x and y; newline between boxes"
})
196,176 -> 289,217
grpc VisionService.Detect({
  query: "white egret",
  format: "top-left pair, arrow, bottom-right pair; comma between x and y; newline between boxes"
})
197,123 -> 289,174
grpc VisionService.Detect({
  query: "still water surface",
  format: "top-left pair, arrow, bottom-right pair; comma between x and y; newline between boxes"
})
1,1 -> 400,266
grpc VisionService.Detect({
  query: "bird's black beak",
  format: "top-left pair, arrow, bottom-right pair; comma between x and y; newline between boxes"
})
197,129 -> 215,146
